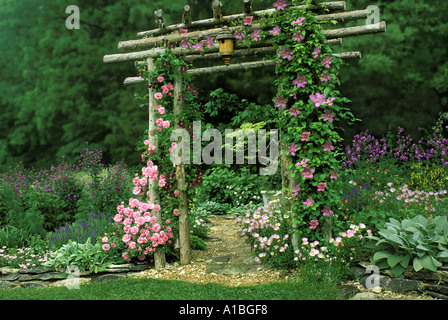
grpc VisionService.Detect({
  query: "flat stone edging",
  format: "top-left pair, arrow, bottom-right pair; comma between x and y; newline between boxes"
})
349,262 -> 448,300
0,262 -> 150,290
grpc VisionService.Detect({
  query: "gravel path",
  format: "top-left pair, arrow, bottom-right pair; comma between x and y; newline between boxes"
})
142,214 -> 289,286
140,214 -> 437,299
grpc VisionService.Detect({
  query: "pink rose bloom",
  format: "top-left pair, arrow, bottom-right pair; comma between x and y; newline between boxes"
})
113,214 -> 123,223
158,179 -> 166,187
139,178 -> 148,187
102,244 -> 110,251
162,85 -> 169,94
173,208 -> 180,216
162,120 -> 170,128
123,218 -> 133,226
136,217 -> 146,226
157,76 -> 164,83
122,234 -> 131,243
156,118 -> 163,127
102,236 -> 108,243
157,105 -> 165,114
116,204 -> 125,214
152,224 -> 161,232
174,190 -> 179,196
128,241 -> 136,249
122,252 -> 130,261
130,226 -> 139,235
148,145 -> 156,152
153,205 -> 161,212
154,92 -> 163,100
150,216 -> 157,224
133,187 -> 142,195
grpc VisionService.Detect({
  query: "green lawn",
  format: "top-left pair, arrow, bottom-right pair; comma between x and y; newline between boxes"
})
0,275 -> 343,300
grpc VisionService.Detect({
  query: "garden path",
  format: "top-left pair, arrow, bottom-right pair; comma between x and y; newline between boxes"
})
142,214 -> 289,286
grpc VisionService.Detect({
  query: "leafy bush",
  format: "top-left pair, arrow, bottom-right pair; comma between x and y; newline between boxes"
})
408,161 -> 448,192
190,235 -> 207,251
195,165 -> 270,207
197,200 -> 227,215
0,146 -> 132,236
367,215 -> 448,276
42,238 -> 118,273
0,225 -> 29,248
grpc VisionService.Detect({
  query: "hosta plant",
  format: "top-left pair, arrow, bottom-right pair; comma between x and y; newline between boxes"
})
367,215 -> 448,276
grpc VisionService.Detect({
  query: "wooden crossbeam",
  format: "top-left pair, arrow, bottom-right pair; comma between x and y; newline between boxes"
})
104,37 -> 342,64
136,1 -> 347,38
118,18 -> 383,52
122,51 -> 361,86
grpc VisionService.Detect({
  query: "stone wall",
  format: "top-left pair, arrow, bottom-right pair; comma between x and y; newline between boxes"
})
0,262 -> 150,290
351,262 -> 448,300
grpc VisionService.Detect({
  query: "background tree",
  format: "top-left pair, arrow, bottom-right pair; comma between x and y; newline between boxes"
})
1,0 -> 447,171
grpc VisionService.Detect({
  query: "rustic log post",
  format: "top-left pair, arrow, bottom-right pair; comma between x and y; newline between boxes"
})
213,0 -> 222,19
173,72 -> 191,265
183,5 -> 191,25
154,9 -> 166,30
147,57 -> 167,269
243,0 -> 252,14
275,46 -> 300,252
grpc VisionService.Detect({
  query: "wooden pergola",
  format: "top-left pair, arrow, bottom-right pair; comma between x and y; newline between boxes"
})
103,0 -> 386,268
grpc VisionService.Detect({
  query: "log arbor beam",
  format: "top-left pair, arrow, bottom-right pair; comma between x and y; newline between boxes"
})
137,1 -> 347,38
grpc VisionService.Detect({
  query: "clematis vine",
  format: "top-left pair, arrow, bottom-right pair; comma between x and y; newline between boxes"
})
244,16 -> 254,25
273,0 -> 287,10
287,142 -> 298,156
293,74 -> 307,88
321,109 -> 335,123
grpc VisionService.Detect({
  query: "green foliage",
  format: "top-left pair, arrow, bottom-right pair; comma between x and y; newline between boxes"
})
339,0 -> 448,141
190,234 -> 207,251
196,200 -> 226,215
195,165 -> 274,207
0,225 -> 29,249
408,161 -> 448,192
367,215 -> 448,276
42,238 -> 118,273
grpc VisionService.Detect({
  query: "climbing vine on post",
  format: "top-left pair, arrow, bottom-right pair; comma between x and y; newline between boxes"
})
232,0 -> 358,243
271,1 -> 358,243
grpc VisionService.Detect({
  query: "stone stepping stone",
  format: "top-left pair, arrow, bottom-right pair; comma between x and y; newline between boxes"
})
206,263 -> 261,276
